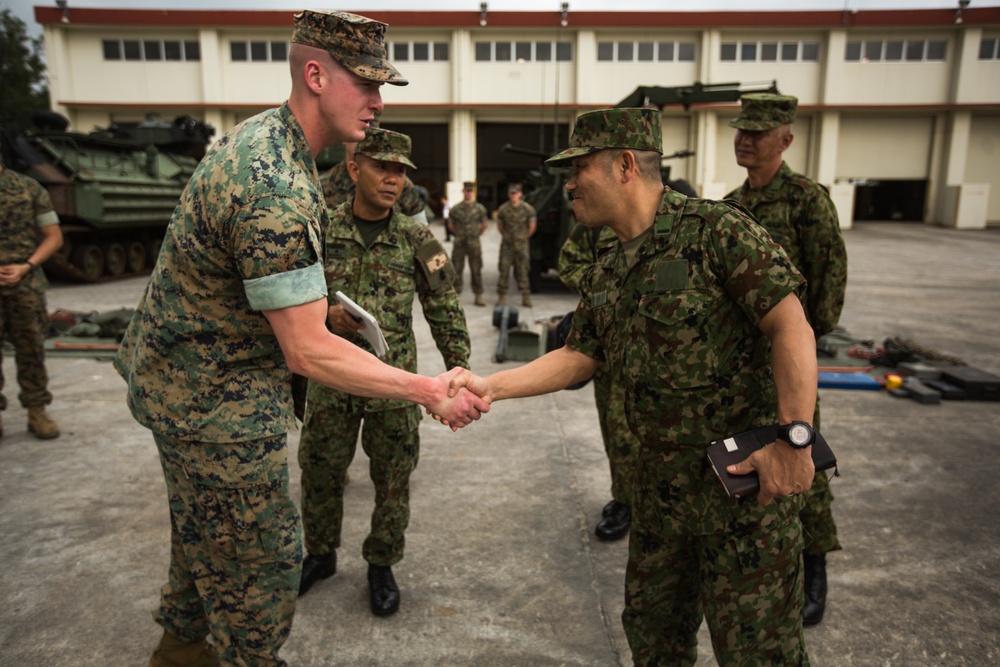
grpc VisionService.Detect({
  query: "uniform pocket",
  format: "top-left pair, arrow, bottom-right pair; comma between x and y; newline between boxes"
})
179,440 -> 290,563
636,290 -> 719,390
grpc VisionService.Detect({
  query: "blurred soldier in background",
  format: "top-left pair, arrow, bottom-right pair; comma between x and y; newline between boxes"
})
0,146 -> 63,440
727,92 -> 848,627
495,183 -> 536,307
447,181 -> 489,307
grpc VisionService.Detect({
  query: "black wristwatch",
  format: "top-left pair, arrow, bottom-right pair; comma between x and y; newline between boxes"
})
777,421 -> 816,449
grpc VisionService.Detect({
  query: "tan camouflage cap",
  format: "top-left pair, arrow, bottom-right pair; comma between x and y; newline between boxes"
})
292,10 -> 408,86
462,181 -> 475,190
355,127 -> 417,169
545,108 -> 662,165
728,93 -> 797,131
508,183 -> 522,193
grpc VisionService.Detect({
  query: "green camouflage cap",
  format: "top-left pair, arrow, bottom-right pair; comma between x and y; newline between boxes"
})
355,127 -> 417,169
728,93 -> 797,130
545,108 -> 662,165
292,10 -> 408,86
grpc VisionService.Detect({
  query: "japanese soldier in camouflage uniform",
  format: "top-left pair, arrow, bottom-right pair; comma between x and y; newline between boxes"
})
0,151 -> 63,440
558,224 -> 637,541
446,108 -> 819,666
320,138 -> 428,224
112,11 -> 487,667
447,181 -> 489,306
495,183 -> 537,307
297,127 -> 468,617
726,93 -> 847,627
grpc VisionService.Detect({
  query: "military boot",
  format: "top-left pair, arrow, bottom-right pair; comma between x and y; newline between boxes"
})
803,553 -> 828,626
474,293 -> 486,307
496,294 -> 506,307
148,630 -> 220,667
521,292 -> 533,307
27,406 -> 60,440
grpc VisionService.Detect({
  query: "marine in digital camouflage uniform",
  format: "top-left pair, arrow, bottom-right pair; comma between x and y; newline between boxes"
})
558,223 -> 637,541
447,182 -> 489,306
297,127 -> 468,617
495,183 -> 537,306
320,141 -> 428,222
727,93 -> 847,627
447,108 -> 819,666
112,11 -> 486,667
0,160 -> 63,440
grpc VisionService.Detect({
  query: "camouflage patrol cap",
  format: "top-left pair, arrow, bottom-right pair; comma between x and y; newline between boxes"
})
354,127 -> 417,169
545,108 -> 662,165
462,181 -> 475,190
508,183 -> 522,193
728,93 -> 798,131
292,10 -> 408,86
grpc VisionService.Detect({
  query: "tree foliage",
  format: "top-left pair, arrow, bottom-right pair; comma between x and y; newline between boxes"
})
0,9 -> 49,131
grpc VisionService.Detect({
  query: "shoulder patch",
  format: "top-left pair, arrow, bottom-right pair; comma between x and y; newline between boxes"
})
415,236 -> 456,291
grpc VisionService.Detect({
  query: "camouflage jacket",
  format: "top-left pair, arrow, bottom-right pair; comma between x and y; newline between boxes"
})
497,201 -> 537,246
113,102 -> 328,442
447,200 -> 489,241
558,223 -> 617,294
321,160 -> 425,217
725,161 -> 847,338
568,188 -> 805,532
0,167 -> 56,292
307,202 -> 468,413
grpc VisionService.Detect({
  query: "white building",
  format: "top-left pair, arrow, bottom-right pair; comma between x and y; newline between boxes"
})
35,4 -> 1000,226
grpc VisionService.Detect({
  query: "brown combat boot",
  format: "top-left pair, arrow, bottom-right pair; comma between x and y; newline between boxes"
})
521,292 -> 533,307
148,630 -> 220,667
27,406 -> 60,440
474,293 -> 486,307
496,294 -> 506,307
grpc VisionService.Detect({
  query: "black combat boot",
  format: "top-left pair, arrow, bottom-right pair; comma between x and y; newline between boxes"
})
595,501 -> 631,541
803,553 -> 828,626
368,564 -> 401,616
299,551 -> 337,597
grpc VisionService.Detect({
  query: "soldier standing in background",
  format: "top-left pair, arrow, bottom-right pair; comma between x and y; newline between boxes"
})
558,224 -> 636,541
112,11 -> 487,667
297,128 -> 468,616
0,153 -> 63,440
726,93 -> 848,627
447,181 -> 489,307
495,183 -> 537,307
445,107 -> 818,666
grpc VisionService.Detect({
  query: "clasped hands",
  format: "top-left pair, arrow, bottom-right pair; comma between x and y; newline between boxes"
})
426,368 -> 492,432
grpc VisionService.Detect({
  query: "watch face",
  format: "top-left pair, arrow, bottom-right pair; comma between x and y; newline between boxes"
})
789,423 -> 811,445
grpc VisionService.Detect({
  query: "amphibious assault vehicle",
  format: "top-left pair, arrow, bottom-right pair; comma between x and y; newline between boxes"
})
1,111 -> 214,282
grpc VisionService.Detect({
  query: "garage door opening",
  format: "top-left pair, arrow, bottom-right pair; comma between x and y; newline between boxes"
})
853,179 -> 927,222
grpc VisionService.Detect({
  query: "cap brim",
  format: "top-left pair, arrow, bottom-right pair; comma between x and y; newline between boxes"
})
544,146 -> 600,165
728,119 -> 782,131
336,52 -> 408,86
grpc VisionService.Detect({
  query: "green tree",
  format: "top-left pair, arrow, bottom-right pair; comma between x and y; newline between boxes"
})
0,9 -> 49,131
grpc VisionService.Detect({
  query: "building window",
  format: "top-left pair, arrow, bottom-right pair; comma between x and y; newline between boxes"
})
103,38 -> 201,62
388,41 -> 449,62
980,37 -> 1000,59
721,40 -> 819,63
474,40 -> 572,62
230,40 -> 289,63
599,39 -> 695,63
845,39 -> 948,62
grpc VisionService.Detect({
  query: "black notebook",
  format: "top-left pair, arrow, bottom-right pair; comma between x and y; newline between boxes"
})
707,424 -> 838,499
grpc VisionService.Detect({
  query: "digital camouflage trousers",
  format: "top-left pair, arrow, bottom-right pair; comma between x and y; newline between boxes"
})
0,286 -> 52,411
154,432 -> 301,667
298,403 -> 421,566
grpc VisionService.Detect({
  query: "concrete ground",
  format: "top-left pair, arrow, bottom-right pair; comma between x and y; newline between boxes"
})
1,220 -> 999,667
